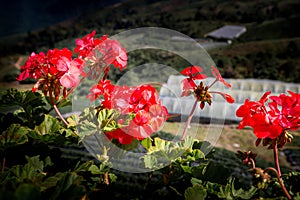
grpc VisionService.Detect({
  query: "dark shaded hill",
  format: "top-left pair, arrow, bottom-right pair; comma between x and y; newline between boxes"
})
1,0 -> 300,83
0,0 -> 123,37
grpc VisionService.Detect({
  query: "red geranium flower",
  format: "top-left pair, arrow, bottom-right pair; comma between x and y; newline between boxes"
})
180,66 -> 234,109
236,91 -> 300,140
268,91 -> 300,130
211,66 -> 231,88
87,79 -> 115,102
74,31 -> 127,80
74,30 -> 105,59
181,78 -> 197,97
97,39 -> 128,71
105,104 -> 167,144
16,52 -> 46,81
17,48 -> 85,100
59,58 -> 85,88
105,128 -> 134,145
181,66 -> 207,80
180,66 -> 206,97
89,83 -> 168,144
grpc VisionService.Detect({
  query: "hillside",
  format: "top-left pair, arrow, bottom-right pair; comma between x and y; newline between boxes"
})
0,0 -> 300,83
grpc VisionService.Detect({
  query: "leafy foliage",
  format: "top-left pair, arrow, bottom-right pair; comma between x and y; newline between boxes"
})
0,89 -> 49,130
142,136 -> 194,170
0,124 -> 29,151
0,89 -> 299,199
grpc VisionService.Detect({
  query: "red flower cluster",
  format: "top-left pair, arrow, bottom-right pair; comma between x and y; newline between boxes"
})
17,31 -> 127,102
75,31 -> 127,72
181,66 -> 234,109
88,81 -> 168,144
236,91 -> 300,139
74,30 -> 105,58
17,48 -> 85,100
96,39 -> 128,71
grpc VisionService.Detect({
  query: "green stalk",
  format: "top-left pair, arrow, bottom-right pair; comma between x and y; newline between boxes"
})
49,89 -> 69,127
1,156 -> 5,172
273,141 -> 281,177
264,167 -> 292,200
181,99 -> 198,140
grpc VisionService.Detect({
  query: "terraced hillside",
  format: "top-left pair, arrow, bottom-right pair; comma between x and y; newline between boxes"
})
0,0 -> 300,84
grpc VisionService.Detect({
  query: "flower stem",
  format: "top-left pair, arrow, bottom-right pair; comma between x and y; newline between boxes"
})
53,104 -> 69,126
1,157 -> 5,172
273,140 -> 281,177
208,78 -> 218,89
49,90 -> 69,127
264,167 -> 292,200
181,99 -> 198,140
52,97 -> 80,136
249,158 -> 256,168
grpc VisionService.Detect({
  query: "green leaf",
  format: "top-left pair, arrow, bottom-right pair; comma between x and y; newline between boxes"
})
181,164 -> 192,173
142,136 -> 197,170
25,155 -> 52,173
50,172 -> 85,199
190,177 -> 203,186
76,107 -> 119,140
59,128 -> 76,137
108,173 -> 117,183
88,165 -> 101,175
42,172 -> 85,199
218,182 -> 233,200
23,90 -> 46,108
0,124 -> 29,150
192,149 -> 205,160
0,89 -> 48,120
81,107 -> 98,120
217,179 -> 257,199
97,108 -> 115,122
12,165 -> 35,182
184,185 -> 207,200
88,161 -> 112,175
77,107 -> 99,140
43,156 -> 53,167
73,160 -> 94,173
11,156 -> 48,182
178,136 -> 194,149
231,179 -> 257,199
144,137 -> 170,152
34,114 -> 60,135
27,130 -> 60,144
99,161 -> 113,171
15,183 -> 41,200
143,154 -> 161,170
77,120 -> 98,140
153,137 -> 169,151
25,155 -> 44,173
141,137 -> 152,150
204,181 -> 222,196
97,108 -> 118,132
40,173 -> 65,192
66,114 -> 79,128
191,163 -> 209,178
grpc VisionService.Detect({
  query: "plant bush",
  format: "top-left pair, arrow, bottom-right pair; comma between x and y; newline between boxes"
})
1,30 -> 299,199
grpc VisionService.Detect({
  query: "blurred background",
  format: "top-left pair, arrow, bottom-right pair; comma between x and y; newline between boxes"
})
0,0 -> 299,85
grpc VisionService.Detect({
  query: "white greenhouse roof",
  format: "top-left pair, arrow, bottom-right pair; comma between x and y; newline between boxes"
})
205,25 -> 247,40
